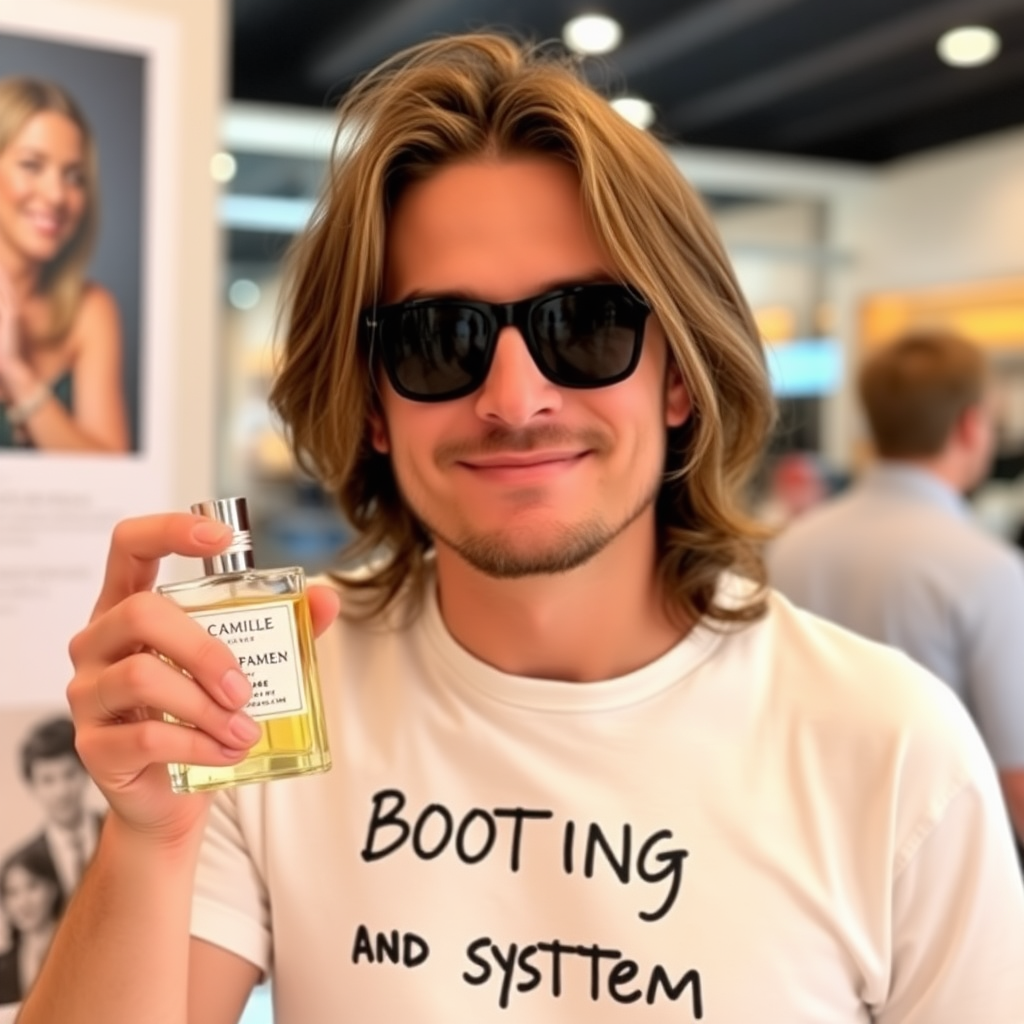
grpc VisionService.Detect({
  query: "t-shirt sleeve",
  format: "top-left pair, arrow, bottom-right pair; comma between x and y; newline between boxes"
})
964,551 -> 1024,768
876,749 -> 1024,1021
190,789 -> 272,974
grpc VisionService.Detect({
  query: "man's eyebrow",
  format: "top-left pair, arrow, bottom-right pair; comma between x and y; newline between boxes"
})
395,272 -> 616,304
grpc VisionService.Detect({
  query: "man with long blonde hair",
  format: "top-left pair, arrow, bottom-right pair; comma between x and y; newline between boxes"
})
20,34 -> 1024,1024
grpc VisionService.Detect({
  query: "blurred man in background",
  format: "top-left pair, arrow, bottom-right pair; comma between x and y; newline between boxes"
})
753,449 -> 831,529
9,717 -> 101,903
768,329 -> 1024,852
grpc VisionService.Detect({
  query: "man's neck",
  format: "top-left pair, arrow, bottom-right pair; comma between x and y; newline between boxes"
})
884,455 -> 966,495
432,515 -> 689,682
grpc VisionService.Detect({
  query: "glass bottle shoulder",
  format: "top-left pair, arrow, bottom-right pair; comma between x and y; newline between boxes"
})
157,566 -> 306,610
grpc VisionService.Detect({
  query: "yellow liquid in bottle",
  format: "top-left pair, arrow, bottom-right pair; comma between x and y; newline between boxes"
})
165,591 -> 331,793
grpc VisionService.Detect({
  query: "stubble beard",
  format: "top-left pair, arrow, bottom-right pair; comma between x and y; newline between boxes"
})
395,423 -> 663,579
413,476 -> 661,579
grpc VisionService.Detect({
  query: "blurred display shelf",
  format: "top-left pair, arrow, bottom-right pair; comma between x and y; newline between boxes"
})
861,277 -> 1024,350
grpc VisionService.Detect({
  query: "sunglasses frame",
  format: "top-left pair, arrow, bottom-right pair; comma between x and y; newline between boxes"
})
363,282 -> 652,403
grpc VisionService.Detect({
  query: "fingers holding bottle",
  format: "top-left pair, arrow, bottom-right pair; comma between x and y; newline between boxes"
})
81,649 -> 260,755
307,584 -> 342,636
90,512 -> 234,619
64,514 -> 261,840
65,506 -> 334,835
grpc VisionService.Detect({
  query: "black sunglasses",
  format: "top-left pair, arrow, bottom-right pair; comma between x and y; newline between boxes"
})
362,282 -> 651,402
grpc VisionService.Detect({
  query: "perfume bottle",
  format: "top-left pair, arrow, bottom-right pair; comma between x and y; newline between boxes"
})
157,497 -> 331,793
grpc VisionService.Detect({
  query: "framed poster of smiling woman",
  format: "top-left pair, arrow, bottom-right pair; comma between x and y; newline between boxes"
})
0,0 -> 193,711
0,22 -> 148,455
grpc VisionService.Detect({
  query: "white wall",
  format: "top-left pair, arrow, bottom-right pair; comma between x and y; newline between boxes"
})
715,200 -> 825,338
676,129 -> 1024,467
820,126 -> 1024,465
673,126 -> 1024,301
671,145 -> 876,466
858,126 -> 1024,291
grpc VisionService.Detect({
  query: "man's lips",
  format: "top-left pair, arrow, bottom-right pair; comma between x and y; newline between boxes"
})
458,450 -> 588,470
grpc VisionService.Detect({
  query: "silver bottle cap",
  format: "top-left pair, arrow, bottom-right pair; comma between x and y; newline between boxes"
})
191,496 -> 255,575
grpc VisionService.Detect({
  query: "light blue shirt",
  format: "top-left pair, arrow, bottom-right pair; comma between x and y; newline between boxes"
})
767,463 -> 1024,769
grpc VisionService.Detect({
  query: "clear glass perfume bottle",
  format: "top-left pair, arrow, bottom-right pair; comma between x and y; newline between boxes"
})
157,497 -> 331,793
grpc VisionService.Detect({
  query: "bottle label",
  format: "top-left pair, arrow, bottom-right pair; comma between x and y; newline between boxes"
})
189,601 -> 306,721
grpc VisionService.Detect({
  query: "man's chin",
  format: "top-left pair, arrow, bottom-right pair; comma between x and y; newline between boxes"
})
447,525 -> 613,579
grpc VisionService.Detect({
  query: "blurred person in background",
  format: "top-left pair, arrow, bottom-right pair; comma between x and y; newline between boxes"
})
768,329 -> 1024,856
18,35 -> 1024,1024
0,76 -> 128,452
9,716 -> 102,905
0,845 -> 63,1005
753,449 -> 831,528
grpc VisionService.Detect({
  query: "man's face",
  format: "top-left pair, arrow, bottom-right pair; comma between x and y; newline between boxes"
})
961,385 -> 1000,493
27,754 -> 88,828
971,407 -> 997,491
372,156 -> 690,578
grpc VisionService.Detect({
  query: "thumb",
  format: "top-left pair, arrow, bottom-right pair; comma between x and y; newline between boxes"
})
308,584 -> 342,636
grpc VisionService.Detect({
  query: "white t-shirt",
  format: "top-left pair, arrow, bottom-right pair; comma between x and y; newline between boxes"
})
191,574 -> 1024,1023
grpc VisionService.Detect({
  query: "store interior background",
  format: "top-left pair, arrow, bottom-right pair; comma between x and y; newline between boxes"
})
1,2 -> 1009,1022
213,17 -> 1024,1016
217,0 -> 1024,582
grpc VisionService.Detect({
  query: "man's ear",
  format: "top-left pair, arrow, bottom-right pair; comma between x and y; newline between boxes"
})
955,403 -> 982,449
665,359 -> 692,428
369,408 -> 390,454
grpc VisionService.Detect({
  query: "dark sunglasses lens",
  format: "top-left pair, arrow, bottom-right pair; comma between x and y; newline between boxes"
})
392,306 -> 491,397
530,289 -> 643,385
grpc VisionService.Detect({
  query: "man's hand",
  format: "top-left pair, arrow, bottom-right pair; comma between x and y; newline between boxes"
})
66,512 -> 340,846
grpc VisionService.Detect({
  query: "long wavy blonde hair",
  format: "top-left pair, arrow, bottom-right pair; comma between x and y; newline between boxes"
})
0,77 -> 98,344
271,33 -> 776,626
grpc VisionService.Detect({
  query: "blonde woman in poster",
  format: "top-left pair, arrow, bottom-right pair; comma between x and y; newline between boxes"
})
0,76 -> 128,452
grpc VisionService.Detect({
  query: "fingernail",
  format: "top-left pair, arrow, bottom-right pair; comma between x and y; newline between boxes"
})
220,668 -> 251,706
192,521 -> 231,544
229,713 -> 262,745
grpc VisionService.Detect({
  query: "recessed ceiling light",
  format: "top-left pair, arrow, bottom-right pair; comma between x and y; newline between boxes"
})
937,25 -> 1001,67
563,14 -> 623,55
228,278 -> 261,310
611,96 -> 655,130
210,151 -> 237,183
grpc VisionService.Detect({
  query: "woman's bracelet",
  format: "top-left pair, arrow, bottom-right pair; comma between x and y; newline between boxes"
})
6,381 -> 52,426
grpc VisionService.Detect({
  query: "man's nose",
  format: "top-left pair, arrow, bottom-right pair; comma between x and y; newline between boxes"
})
473,327 -> 562,426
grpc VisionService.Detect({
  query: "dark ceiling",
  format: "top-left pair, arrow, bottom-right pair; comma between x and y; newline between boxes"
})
230,0 -> 1024,164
